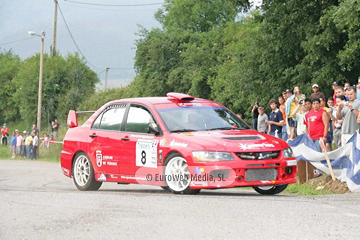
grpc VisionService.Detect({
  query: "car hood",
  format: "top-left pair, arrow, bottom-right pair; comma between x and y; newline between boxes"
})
168,129 -> 289,152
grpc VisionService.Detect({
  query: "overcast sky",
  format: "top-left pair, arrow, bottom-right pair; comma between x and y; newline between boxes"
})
0,0 -> 163,89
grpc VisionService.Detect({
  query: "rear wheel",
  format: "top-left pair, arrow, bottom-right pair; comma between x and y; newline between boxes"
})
253,184 -> 288,195
73,153 -> 102,191
164,153 -> 200,195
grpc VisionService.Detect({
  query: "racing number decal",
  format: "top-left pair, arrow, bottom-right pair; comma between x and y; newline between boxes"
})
136,139 -> 158,168
141,150 -> 146,164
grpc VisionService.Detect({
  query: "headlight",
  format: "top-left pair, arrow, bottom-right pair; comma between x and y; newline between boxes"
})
283,148 -> 294,158
192,151 -> 234,162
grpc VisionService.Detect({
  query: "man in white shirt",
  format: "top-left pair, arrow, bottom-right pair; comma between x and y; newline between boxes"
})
31,131 -> 38,160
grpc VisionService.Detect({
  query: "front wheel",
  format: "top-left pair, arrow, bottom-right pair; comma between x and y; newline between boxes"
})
73,153 -> 102,191
164,153 -> 200,195
253,184 -> 288,195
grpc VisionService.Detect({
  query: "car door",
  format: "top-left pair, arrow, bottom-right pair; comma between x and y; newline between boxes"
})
118,104 -> 162,176
88,103 -> 127,175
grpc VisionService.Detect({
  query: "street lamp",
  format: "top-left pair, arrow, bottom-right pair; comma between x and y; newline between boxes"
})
28,31 -> 45,136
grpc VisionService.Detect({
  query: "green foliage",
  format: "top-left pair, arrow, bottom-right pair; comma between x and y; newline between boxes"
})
10,52 -> 99,127
155,0 -> 250,33
0,49 -> 22,123
285,183 -> 332,195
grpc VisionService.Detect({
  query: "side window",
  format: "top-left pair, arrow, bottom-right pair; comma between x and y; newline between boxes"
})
92,104 -> 126,131
125,105 -> 154,133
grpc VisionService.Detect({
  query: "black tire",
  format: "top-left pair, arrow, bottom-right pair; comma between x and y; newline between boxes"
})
160,186 -> 170,191
164,153 -> 200,195
253,184 -> 288,195
72,153 -> 102,191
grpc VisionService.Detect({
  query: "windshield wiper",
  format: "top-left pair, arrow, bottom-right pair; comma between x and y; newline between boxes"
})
206,127 -> 241,131
171,129 -> 198,133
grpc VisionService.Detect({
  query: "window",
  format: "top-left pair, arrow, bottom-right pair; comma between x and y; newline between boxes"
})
92,104 -> 126,131
125,105 -> 154,133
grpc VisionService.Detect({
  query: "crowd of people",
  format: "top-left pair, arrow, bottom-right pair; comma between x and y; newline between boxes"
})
0,119 -> 59,159
252,77 -> 360,153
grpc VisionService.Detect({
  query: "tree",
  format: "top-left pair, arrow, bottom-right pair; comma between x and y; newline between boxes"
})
0,49 -> 21,123
155,0 -> 250,33
12,53 -> 99,127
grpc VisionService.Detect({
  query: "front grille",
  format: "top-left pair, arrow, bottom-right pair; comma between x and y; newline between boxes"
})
245,168 -> 277,182
235,151 -> 280,160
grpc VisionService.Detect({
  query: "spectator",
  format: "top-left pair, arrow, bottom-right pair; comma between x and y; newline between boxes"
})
334,85 -> 348,101
257,107 -> 268,134
292,98 -> 311,136
282,91 -> 288,101
251,102 -> 259,130
333,95 -> 345,148
25,132 -> 33,159
332,82 -> 338,105
52,119 -> 59,140
285,89 -> 296,140
293,86 -> 306,108
15,130 -> 23,158
10,131 -> 16,159
323,97 -> 334,151
304,98 -> 329,152
267,99 -> 284,138
32,124 -> 39,136
310,84 -> 326,101
344,82 -> 351,90
40,133 -> 50,148
31,131 -> 38,160
356,83 -> 360,100
1,123 -> 9,145
278,96 -> 287,141
335,86 -> 360,146
21,131 -> 27,157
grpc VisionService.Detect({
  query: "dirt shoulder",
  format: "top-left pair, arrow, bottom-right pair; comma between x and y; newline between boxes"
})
304,173 -> 349,194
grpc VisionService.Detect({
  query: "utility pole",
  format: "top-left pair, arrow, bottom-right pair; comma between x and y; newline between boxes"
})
52,0 -> 58,56
105,67 -> 110,89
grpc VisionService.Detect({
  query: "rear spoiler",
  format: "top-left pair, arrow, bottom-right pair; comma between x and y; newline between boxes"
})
67,110 -> 96,128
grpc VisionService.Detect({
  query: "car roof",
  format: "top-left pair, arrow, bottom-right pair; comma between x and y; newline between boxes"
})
117,97 -> 212,104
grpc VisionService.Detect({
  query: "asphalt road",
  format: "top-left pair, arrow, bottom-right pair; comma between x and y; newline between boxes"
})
1,160 -> 359,240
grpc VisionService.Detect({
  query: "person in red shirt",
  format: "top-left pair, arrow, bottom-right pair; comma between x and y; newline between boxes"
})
304,98 -> 329,152
1,123 -> 9,146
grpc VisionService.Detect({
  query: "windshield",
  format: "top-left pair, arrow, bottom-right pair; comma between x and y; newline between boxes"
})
157,106 -> 250,132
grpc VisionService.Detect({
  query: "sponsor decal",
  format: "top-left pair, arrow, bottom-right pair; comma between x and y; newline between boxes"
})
130,134 -> 155,139
160,138 -> 166,146
96,150 -> 102,167
120,175 -> 146,180
287,160 -> 297,166
106,161 -> 117,166
62,168 -> 70,175
96,150 -> 114,166
169,139 -> 188,148
179,133 -> 195,136
178,103 -> 202,107
238,143 -> 275,150
98,174 -> 106,181
261,180 -> 276,184
136,139 -> 159,168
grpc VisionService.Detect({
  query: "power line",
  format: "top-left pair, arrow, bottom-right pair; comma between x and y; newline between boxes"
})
63,0 -> 163,7
58,3 -> 102,70
0,37 -> 34,46
62,2 -> 159,12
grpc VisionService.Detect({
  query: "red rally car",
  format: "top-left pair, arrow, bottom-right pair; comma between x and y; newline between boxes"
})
61,92 -> 297,195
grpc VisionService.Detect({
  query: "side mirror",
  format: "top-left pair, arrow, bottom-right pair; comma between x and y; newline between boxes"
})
148,123 -> 160,135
